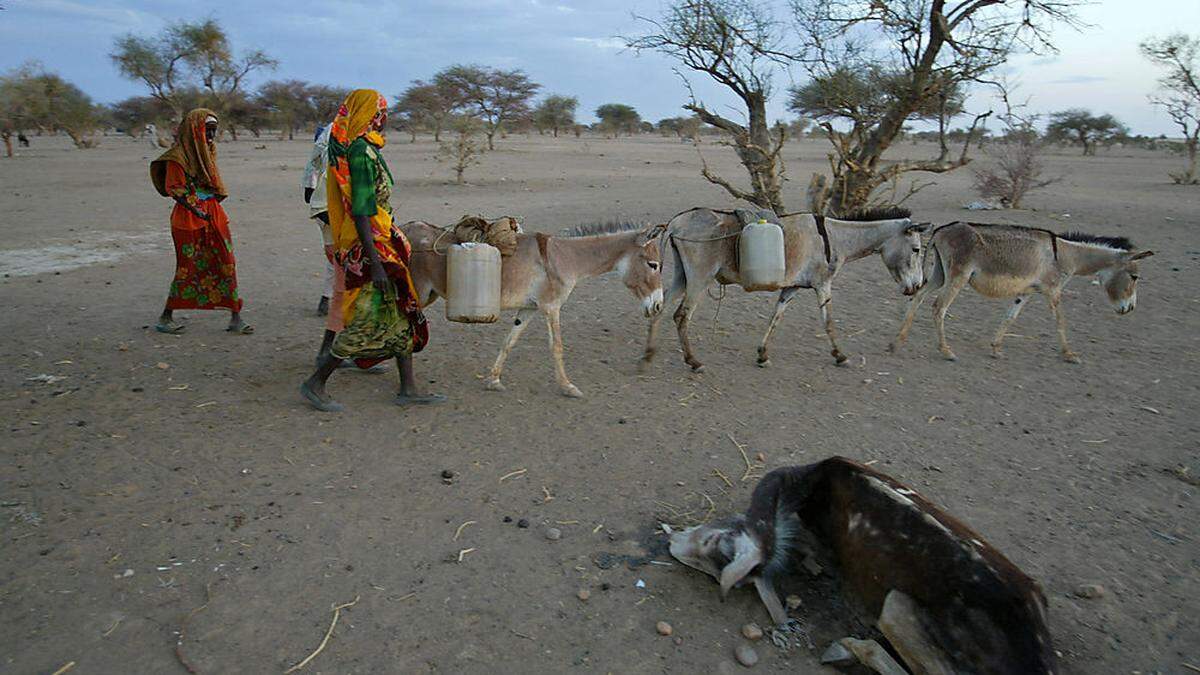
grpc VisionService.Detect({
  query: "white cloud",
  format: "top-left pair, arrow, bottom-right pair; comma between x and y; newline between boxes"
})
572,36 -> 625,50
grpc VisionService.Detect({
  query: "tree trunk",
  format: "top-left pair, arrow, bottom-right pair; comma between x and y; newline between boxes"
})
409,130 -> 417,143
552,126 -> 558,138
2,133 -> 11,158
486,130 -> 495,150
230,127 -> 239,141
1182,137 -> 1198,184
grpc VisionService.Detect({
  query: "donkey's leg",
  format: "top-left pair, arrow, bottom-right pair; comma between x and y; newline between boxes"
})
990,295 -> 1030,358
1045,288 -> 1080,363
889,251 -> 944,353
674,286 -> 707,372
756,286 -> 801,367
640,280 -> 683,370
485,308 -> 535,391
815,282 -> 850,366
932,272 -> 970,361
545,307 -> 583,397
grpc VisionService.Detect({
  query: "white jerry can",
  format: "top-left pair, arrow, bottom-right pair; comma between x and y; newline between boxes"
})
445,242 -> 502,323
738,219 -> 786,291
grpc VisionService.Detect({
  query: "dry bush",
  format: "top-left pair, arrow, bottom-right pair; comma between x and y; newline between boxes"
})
437,116 -> 483,184
971,135 -> 1060,209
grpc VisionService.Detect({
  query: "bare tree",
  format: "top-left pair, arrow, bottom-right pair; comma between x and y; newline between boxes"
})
111,19 -> 275,122
628,0 -> 790,211
0,63 -> 104,152
256,79 -> 310,140
110,32 -> 189,116
790,0 -> 1082,214
1141,33 -> 1200,185
394,79 -> 458,142
436,65 -> 540,150
1044,109 -> 1127,156
438,115 -> 484,184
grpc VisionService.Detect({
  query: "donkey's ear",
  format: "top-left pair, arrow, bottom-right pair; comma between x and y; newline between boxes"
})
1128,250 -> 1154,262
906,221 -> 932,234
643,223 -> 667,246
719,533 -> 763,598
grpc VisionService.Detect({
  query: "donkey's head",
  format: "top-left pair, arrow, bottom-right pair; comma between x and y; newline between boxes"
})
1099,250 -> 1153,315
618,225 -> 666,317
879,221 -> 931,296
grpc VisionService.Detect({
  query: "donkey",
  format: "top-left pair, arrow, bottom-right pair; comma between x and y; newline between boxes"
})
889,222 -> 1153,362
669,457 -> 1057,675
403,220 -> 665,398
642,206 -> 928,373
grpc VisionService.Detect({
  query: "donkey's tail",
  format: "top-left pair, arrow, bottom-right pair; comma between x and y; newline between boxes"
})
665,230 -> 688,305
925,240 -> 947,291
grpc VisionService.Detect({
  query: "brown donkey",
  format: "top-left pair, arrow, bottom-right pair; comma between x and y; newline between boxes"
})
889,222 -> 1153,362
403,220 -> 664,397
642,206 -> 928,372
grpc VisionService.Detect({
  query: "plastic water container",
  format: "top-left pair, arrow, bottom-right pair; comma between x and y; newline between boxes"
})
446,242 -> 501,323
739,219 -> 786,291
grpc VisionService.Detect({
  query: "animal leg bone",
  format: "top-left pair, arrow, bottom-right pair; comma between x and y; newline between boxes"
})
821,637 -> 908,675
878,590 -> 957,675
753,576 -> 789,626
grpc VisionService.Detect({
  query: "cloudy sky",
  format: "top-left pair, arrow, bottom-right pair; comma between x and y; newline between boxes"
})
1,0 -> 1197,135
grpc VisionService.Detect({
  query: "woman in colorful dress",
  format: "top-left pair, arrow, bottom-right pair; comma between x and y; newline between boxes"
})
300,89 -> 445,412
150,109 -> 252,334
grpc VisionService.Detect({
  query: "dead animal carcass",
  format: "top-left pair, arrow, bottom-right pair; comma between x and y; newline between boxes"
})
668,456 -> 1056,675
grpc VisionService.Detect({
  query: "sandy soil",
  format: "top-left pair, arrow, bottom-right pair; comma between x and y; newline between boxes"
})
1,132 -> 1197,674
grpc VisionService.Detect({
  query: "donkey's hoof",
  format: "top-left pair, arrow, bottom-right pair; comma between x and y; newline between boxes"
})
886,342 -> 900,354
560,385 -> 584,398
940,350 -> 958,362
990,348 -> 1003,359
1062,352 -> 1081,364
756,357 -> 770,368
833,354 -> 849,367
689,364 -> 706,374
484,379 -> 506,392
637,358 -> 654,374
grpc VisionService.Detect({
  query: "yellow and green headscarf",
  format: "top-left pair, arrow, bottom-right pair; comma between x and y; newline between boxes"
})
325,89 -> 388,235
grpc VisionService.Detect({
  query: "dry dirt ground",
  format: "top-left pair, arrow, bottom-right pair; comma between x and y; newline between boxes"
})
1,133 -> 1197,675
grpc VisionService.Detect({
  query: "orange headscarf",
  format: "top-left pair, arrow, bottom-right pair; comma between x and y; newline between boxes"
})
150,109 -> 227,199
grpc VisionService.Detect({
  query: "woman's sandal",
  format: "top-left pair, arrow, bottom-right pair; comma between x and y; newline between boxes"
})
155,321 -> 186,334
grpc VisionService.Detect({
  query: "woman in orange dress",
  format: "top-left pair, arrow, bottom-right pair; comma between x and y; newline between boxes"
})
150,109 -> 252,334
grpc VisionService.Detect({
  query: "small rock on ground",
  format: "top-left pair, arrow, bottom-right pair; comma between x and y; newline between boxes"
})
1075,583 -> 1105,599
656,621 -> 673,636
741,623 -> 763,641
545,527 -> 562,541
576,589 -> 590,602
735,643 -> 759,667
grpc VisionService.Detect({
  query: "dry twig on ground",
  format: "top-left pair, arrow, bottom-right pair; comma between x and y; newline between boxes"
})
283,595 -> 361,674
